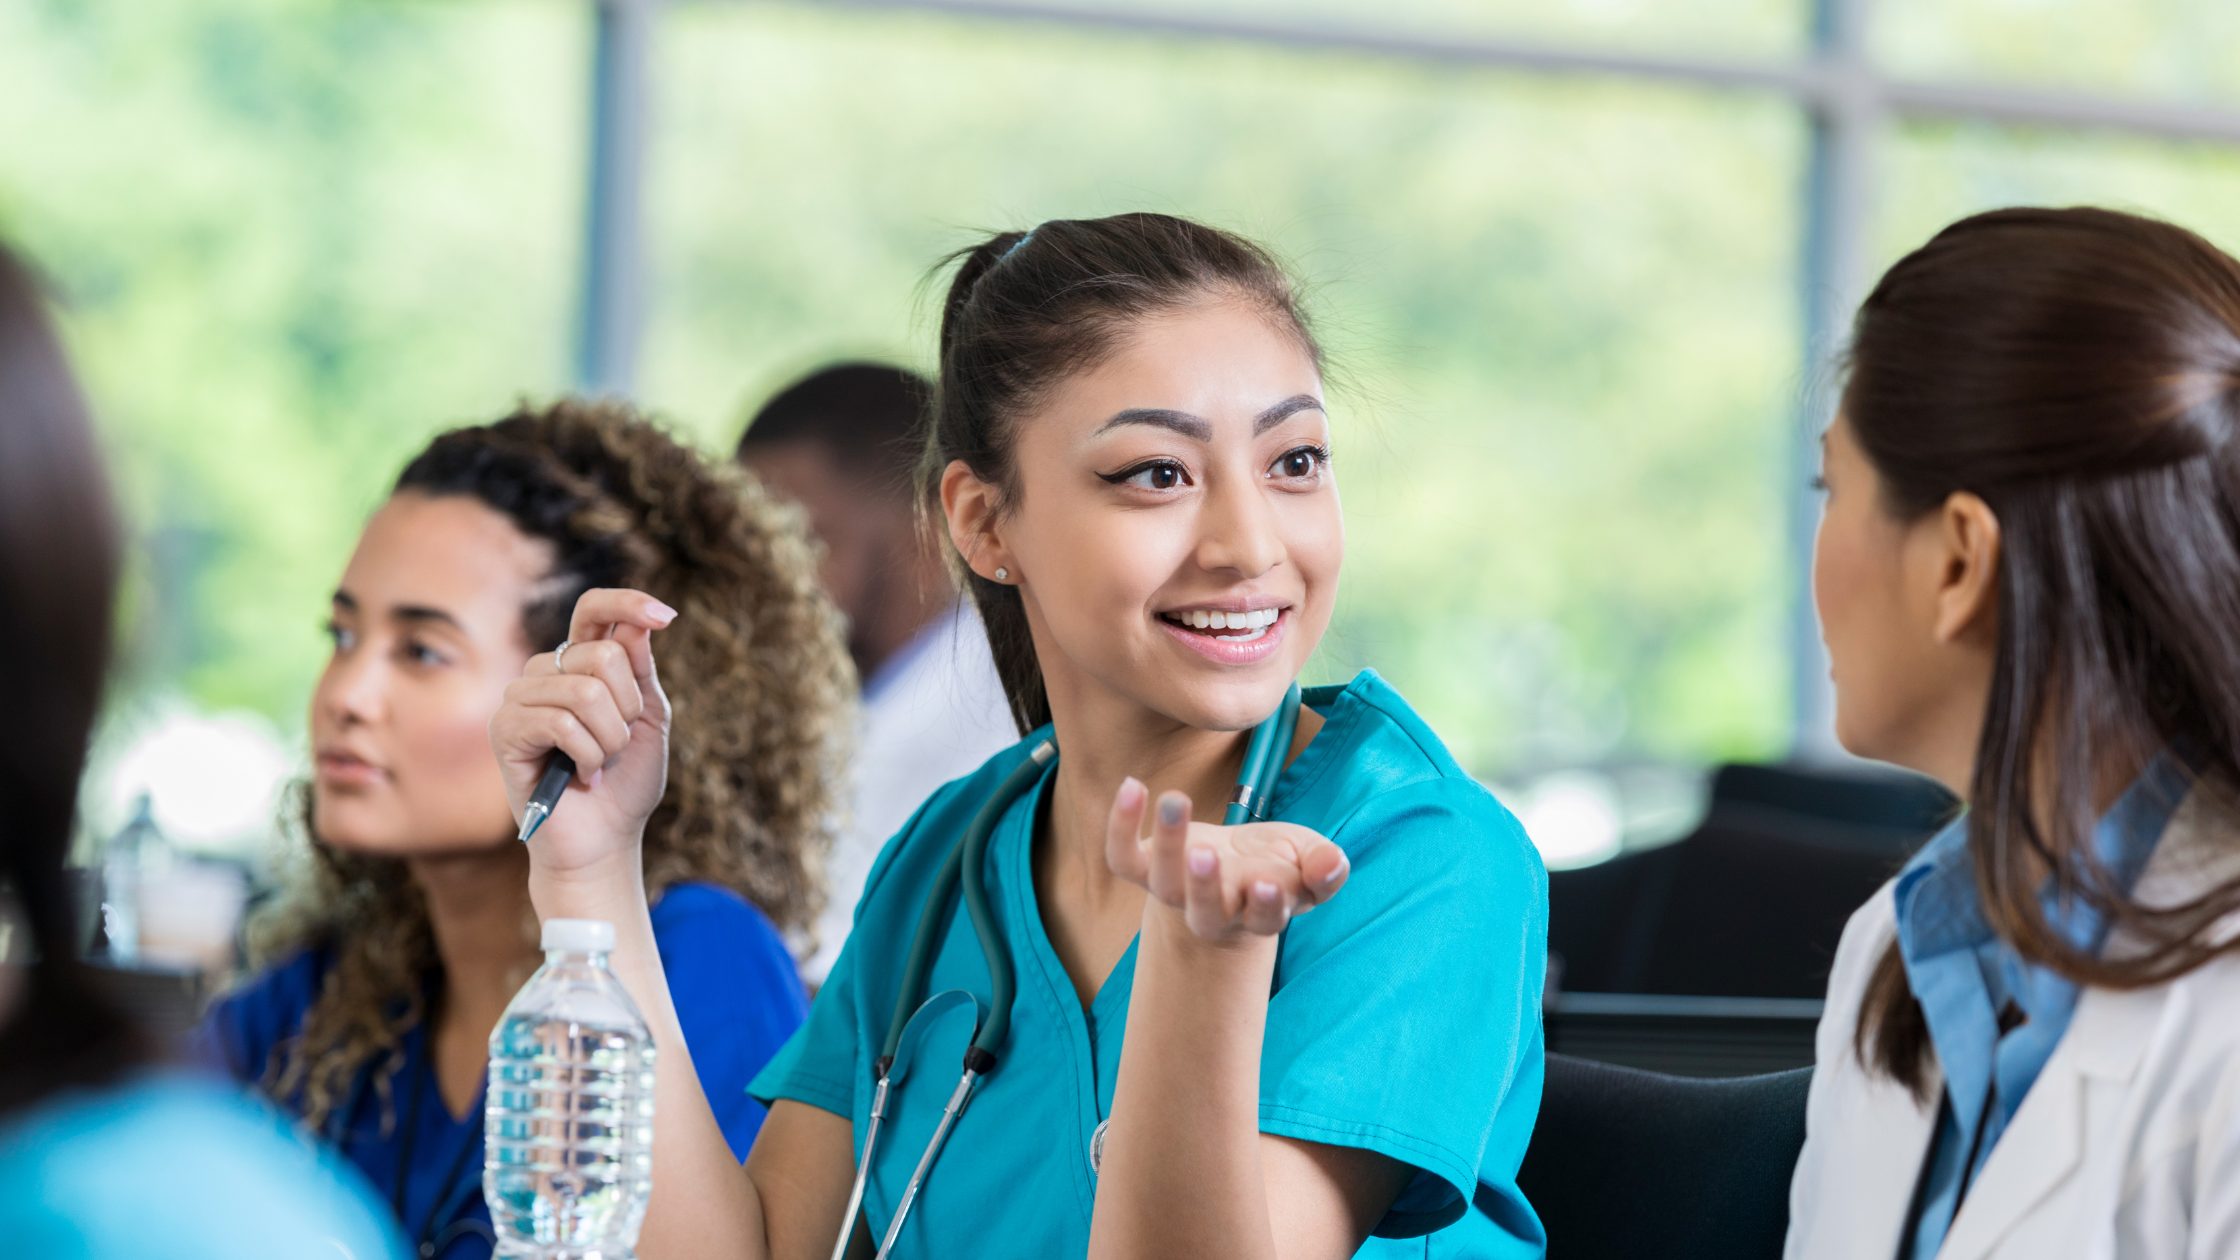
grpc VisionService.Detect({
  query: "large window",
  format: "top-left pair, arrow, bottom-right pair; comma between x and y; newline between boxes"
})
7,0 -> 2239,864
640,5 -> 1805,780
0,0 -> 586,848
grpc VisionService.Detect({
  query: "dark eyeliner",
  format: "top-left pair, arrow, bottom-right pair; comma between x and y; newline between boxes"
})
1097,458 -> 1182,485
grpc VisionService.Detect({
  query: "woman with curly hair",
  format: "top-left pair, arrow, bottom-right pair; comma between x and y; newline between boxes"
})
193,398 -> 852,1260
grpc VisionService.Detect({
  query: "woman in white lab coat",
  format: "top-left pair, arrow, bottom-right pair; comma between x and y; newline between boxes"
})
1786,206 -> 2240,1260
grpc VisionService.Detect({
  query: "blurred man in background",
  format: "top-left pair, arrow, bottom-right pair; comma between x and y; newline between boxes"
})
739,363 -> 1013,983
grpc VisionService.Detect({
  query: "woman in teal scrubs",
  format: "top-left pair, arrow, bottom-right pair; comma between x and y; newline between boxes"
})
491,213 -> 1548,1259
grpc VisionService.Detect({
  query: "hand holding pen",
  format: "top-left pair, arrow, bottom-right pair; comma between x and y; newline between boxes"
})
490,589 -> 677,876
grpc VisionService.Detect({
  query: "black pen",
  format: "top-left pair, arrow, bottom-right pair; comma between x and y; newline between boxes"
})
517,752 -> 577,843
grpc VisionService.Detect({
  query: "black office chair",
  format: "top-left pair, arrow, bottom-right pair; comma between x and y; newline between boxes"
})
1512,1052 -> 1812,1260
1550,762 -> 1954,998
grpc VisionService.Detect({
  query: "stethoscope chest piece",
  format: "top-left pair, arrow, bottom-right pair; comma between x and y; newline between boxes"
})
1089,1118 -> 1110,1177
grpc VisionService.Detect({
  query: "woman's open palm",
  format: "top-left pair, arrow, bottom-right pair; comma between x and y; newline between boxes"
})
1103,777 -> 1351,944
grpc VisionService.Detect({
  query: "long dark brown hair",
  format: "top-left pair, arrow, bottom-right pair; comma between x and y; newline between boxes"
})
249,398 -> 853,1131
922,213 -> 1320,734
1845,206 -> 2240,1093
0,242 -> 144,1114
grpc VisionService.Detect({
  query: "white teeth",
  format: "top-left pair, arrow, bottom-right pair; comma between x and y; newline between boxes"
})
1167,608 -> 1281,633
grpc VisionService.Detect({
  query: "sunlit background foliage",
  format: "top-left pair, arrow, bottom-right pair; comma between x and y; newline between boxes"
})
4,0 -> 2239,862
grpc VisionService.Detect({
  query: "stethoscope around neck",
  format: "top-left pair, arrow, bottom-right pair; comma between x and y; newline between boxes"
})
833,682 -> 1303,1260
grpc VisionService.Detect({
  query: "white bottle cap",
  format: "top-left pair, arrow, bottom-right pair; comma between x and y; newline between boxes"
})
541,918 -> 616,953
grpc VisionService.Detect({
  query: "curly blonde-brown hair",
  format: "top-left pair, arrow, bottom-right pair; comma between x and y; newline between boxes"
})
247,396 -> 854,1132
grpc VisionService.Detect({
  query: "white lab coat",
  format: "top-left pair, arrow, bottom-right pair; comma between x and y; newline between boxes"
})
1786,782 -> 2240,1260
800,602 -> 1016,984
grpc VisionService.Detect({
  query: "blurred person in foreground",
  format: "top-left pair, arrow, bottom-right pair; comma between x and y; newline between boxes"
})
1787,208 -> 2240,1259
0,243 -> 405,1258
193,401 -> 853,1258
737,363 -> 1013,983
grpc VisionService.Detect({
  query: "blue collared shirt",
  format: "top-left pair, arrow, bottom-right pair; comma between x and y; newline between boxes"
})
1895,754 -> 2189,1259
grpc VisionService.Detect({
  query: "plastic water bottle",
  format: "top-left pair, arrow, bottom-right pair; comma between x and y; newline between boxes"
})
485,918 -> 656,1259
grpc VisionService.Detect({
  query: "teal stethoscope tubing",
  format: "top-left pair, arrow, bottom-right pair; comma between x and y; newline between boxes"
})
835,681 -> 1303,1260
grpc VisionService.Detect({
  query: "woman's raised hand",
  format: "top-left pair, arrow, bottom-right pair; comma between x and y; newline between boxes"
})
1103,778 -> 1351,944
490,589 -> 675,879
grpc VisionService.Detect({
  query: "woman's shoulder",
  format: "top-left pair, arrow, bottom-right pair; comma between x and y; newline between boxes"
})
217,945 -> 331,1008
1287,671 -> 1536,880
0,1073 -> 404,1259
650,879 -> 774,930
193,946 -> 333,1081
854,731 -> 1050,906
648,883 -> 808,1102
649,882 -> 799,974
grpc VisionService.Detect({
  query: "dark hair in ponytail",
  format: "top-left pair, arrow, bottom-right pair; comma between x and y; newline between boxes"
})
923,213 -> 1319,734
0,243 -> 145,1116
1844,207 -> 2240,1095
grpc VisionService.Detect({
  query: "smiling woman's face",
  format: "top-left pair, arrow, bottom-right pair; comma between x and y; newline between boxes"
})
310,491 -> 553,856
960,296 -> 1342,732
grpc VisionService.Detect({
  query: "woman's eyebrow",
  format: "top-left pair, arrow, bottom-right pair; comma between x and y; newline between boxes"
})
393,605 -> 464,630
1096,408 -> 1212,441
1095,396 -> 1324,441
1255,394 -> 1324,433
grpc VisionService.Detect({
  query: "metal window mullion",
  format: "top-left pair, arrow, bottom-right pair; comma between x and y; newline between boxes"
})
752,0 -> 2240,141
577,0 -> 657,397
1789,0 -> 1876,762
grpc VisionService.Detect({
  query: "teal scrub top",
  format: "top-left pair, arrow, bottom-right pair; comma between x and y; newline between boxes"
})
751,670 -> 1549,1258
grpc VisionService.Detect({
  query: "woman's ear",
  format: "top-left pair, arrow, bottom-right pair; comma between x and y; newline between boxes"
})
940,459 -> 1016,583
1930,490 -> 2001,645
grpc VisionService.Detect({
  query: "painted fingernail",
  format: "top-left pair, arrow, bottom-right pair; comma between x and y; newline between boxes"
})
649,601 -> 678,624
1159,796 -> 1186,827
1253,880 -> 1281,902
1119,776 -> 1145,806
1188,848 -> 1216,877
1319,854 -> 1347,886
589,768 -> 604,790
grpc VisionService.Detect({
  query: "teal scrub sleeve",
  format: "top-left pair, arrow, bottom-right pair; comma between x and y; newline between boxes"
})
751,928 -> 862,1119
1257,775 -> 1548,1238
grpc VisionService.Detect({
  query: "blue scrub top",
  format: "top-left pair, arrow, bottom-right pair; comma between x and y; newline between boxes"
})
752,670 -> 1550,1258
196,881 -> 806,1259
0,1073 -> 407,1259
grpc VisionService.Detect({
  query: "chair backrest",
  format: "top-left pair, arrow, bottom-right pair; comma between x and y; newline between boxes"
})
1512,1052 -> 1812,1260
1549,761 -> 1952,999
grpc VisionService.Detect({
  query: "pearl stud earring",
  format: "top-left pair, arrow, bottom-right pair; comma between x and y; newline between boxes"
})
994,567 -> 1009,581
